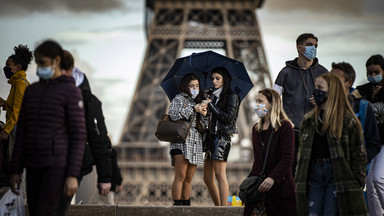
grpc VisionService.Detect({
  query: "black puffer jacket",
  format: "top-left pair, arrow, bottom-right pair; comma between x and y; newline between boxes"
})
79,75 -> 112,183
356,82 -> 384,144
11,76 -> 86,177
208,90 -> 240,135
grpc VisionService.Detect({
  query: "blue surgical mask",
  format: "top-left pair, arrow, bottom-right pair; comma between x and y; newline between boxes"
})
303,45 -> 317,61
367,75 -> 383,84
190,89 -> 199,99
37,64 -> 55,80
3,66 -> 13,79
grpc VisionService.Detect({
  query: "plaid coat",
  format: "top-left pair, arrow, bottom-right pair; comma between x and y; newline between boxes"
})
168,92 -> 208,166
295,112 -> 368,216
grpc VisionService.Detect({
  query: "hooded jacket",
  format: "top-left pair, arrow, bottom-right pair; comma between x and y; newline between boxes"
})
11,75 -> 86,178
1,70 -> 29,134
273,58 -> 328,128
78,75 -> 112,183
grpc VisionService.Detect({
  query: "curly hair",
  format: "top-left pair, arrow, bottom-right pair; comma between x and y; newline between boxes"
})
8,44 -> 33,71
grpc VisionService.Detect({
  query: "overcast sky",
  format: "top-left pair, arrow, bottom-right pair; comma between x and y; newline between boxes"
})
0,0 -> 383,144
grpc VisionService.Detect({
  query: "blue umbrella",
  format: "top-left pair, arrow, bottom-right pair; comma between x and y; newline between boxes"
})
161,50 -> 254,102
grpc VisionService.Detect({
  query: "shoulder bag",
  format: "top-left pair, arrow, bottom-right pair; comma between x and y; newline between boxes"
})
155,97 -> 192,143
239,129 -> 274,204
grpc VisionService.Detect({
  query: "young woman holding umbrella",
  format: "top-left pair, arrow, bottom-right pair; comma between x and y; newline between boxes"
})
168,73 -> 208,206
204,67 -> 240,206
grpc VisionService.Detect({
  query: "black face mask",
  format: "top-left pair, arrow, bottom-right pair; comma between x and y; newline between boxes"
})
313,89 -> 327,105
3,66 -> 13,79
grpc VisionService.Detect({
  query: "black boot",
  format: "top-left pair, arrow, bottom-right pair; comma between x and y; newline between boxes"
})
181,199 -> 190,206
173,200 -> 182,206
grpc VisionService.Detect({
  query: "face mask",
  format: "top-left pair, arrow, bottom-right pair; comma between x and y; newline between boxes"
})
302,45 -> 317,61
254,103 -> 269,118
3,66 -> 13,79
37,64 -> 55,80
313,89 -> 327,105
190,89 -> 199,99
367,75 -> 383,84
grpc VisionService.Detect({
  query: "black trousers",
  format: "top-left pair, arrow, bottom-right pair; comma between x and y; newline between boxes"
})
26,167 -> 66,216
53,176 -> 83,216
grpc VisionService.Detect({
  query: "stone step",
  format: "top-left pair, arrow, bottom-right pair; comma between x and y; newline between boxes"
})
25,205 -> 244,216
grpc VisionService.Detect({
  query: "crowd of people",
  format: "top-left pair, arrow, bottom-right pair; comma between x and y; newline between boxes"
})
0,41 -> 123,216
0,32 -> 383,216
167,33 -> 384,216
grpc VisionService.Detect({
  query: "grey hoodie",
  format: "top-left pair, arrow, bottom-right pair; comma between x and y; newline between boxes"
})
273,58 -> 328,128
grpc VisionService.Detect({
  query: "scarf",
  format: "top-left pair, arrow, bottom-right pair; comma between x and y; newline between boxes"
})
212,87 -> 223,104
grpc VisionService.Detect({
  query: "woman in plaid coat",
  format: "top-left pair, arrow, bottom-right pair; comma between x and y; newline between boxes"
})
169,73 -> 208,206
295,73 -> 368,215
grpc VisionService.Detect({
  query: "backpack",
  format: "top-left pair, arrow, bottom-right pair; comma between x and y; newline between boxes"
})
355,99 -> 369,133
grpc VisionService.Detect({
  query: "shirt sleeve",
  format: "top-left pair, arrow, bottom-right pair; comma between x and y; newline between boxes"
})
169,95 -> 194,121
2,80 -> 27,134
273,84 -> 284,95
364,103 -> 381,162
273,71 -> 285,95
65,88 -> 87,177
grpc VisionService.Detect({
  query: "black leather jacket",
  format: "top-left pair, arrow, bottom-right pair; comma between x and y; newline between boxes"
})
208,91 -> 240,135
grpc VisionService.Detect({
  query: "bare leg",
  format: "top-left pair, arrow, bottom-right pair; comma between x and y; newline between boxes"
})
203,159 -> 220,205
181,163 -> 197,200
213,160 -> 229,206
172,155 -> 188,200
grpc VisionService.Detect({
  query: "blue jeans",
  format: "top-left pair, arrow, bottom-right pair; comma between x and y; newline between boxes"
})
308,159 -> 339,216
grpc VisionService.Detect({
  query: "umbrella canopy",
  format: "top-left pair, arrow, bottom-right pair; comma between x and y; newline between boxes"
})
161,50 -> 254,102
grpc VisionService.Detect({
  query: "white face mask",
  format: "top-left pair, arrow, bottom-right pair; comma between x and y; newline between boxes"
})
190,89 -> 199,99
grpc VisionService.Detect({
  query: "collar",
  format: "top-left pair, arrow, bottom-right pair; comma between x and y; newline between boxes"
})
213,87 -> 223,99
8,70 -> 27,84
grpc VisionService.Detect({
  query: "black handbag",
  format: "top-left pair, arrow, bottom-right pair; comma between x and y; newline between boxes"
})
155,114 -> 192,143
239,129 -> 274,204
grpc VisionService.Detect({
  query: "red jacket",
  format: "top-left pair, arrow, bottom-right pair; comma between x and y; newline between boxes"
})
244,120 -> 297,216
11,75 -> 86,177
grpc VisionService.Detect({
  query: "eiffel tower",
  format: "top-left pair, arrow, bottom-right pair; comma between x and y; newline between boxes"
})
113,0 -> 272,205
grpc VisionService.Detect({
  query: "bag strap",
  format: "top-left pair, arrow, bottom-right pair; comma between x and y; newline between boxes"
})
357,99 -> 368,133
260,129 -> 274,176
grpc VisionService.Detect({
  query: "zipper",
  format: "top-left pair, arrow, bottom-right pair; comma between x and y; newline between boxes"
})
94,118 -> 100,135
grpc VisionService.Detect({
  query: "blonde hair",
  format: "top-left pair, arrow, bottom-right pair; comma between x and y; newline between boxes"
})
256,88 -> 294,132
308,73 -> 360,138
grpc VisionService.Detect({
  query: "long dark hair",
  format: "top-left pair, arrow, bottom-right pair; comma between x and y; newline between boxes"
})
8,45 -> 33,71
179,73 -> 203,103
212,67 -> 232,101
34,40 -> 65,69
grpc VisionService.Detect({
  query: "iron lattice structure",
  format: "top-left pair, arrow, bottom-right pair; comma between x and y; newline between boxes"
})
113,0 -> 272,206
